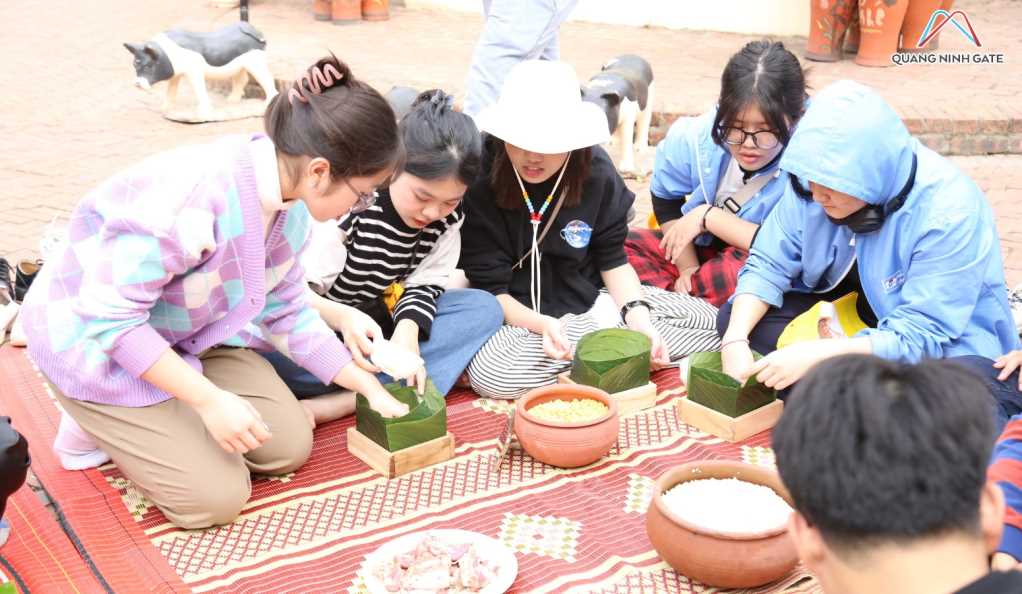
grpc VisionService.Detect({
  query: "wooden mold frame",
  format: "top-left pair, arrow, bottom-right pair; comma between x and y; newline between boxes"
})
557,372 -> 658,416
676,397 -> 783,443
346,428 -> 455,478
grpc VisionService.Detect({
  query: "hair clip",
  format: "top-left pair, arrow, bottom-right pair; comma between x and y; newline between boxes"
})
288,63 -> 344,105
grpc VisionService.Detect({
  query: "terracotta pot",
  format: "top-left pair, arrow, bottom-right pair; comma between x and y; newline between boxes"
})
362,0 -> 390,21
855,0 -> 910,67
332,0 -> 361,24
900,0 -> 944,52
514,384 -> 619,468
645,460 -> 798,589
313,0 -> 332,20
806,0 -> 858,62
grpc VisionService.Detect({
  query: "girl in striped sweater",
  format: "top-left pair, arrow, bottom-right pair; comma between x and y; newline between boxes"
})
24,56 -> 411,528
263,90 -> 504,424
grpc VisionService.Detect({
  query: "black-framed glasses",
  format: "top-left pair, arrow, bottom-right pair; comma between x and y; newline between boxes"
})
344,178 -> 379,213
720,126 -> 781,150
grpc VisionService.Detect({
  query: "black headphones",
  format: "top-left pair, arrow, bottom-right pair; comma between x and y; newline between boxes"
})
789,153 -> 918,234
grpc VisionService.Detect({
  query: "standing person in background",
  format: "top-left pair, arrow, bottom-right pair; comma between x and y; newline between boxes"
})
462,0 -> 580,117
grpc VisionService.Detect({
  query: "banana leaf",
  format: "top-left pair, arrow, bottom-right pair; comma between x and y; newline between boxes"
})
355,379 -> 446,452
686,351 -> 776,417
570,328 -> 651,393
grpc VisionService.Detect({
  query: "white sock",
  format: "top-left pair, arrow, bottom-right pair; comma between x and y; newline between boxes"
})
53,413 -> 110,471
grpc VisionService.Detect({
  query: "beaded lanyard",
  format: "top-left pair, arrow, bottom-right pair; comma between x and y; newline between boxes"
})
511,153 -> 570,313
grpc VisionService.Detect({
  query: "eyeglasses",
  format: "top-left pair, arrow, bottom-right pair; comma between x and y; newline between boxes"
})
720,126 -> 781,150
344,178 -> 379,213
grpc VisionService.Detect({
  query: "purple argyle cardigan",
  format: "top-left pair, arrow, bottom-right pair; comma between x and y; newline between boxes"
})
22,135 -> 352,407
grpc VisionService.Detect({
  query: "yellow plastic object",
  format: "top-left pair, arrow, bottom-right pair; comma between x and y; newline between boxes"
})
647,213 -> 659,230
382,282 -> 404,313
776,292 -> 868,350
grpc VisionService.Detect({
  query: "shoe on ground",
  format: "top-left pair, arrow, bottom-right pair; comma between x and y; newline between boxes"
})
14,260 -> 41,303
0,258 -> 13,306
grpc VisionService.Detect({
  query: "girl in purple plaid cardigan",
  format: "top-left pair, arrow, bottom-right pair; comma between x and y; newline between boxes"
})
22,56 -> 413,529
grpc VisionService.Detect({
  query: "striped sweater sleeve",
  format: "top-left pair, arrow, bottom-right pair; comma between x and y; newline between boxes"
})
395,216 -> 463,338
991,413 -> 1022,561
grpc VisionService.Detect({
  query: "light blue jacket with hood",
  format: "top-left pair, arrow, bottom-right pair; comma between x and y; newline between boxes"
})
651,110 -> 788,246
735,80 -> 1019,362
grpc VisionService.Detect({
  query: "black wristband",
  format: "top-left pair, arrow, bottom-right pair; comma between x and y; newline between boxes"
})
620,299 -> 652,320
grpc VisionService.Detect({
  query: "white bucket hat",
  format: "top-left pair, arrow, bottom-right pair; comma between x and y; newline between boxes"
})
475,60 -> 610,154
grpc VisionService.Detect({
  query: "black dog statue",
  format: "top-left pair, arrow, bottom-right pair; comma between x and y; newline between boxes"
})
581,55 -> 655,175
125,22 -> 277,121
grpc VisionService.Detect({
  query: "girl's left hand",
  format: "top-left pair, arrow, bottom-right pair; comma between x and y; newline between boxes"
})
750,340 -> 836,390
994,350 -> 1022,391
660,205 -> 706,265
626,309 -> 670,369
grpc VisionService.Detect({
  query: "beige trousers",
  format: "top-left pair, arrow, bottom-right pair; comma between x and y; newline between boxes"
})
55,347 -> 312,529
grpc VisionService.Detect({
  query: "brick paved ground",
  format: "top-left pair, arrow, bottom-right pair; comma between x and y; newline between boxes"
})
0,0 -> 1019,285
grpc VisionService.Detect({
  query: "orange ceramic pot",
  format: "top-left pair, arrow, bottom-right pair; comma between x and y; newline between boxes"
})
855,0 -> 910,67
806,0 -> 858,62
645,460 -> 798,589
313,0 -> 332,21
514,384 -> 619,468
332,0 -> 361,24
362,0 -> 390,21
900,0 -> 943,52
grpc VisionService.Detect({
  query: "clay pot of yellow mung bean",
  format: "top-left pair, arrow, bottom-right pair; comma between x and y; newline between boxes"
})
514,384 -> 619,468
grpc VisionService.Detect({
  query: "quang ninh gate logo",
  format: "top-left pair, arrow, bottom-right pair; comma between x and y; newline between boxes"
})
892,9 -> 1004,65
916,10 -> 981,48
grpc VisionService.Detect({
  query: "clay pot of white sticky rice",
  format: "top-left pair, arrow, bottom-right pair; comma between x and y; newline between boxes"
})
645,460 -> 798,589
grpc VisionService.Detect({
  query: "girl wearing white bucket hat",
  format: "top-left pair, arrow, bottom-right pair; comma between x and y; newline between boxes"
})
460,60 -> 721,399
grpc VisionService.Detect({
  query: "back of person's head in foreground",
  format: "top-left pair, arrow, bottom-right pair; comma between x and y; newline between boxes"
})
773,355 -> 1004,592
264,54 -> 402,221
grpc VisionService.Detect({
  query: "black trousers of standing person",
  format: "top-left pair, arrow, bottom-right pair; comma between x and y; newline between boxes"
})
0,416 -> 29,521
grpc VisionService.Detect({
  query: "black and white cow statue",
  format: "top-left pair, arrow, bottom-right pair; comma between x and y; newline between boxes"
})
581,55 -> 655,175
124,22 -> 277,120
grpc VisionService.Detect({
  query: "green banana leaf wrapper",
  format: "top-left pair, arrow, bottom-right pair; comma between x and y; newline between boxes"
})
355,379 -> 446,452
686,351 -> 776,417
570,328 -> 651,393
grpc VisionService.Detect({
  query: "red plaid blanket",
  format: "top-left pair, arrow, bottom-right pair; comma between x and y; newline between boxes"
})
625,228 -> 747,306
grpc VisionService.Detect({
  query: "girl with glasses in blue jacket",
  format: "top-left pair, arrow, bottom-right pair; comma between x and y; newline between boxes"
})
626,41 -> 805,305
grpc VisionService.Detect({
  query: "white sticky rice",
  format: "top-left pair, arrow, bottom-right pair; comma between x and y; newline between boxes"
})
662,478 -> 792,535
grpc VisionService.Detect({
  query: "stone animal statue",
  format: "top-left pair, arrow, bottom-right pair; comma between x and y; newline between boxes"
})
581,55 -> 655,175
384,86 -> 420,122
124,22 -> 277,120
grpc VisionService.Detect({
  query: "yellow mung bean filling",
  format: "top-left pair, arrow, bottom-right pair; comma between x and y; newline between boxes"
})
528,398 -> 609,423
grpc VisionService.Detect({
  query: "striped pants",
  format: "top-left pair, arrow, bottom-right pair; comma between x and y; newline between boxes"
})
466,286 -> 721,399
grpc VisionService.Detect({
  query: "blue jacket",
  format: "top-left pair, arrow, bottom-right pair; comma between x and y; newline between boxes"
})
736,80 -> 1019,362
651,110 -> 787,246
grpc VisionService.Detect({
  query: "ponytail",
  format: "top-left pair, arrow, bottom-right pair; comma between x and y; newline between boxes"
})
264,54 -> 402,180
399,89 -> 482,186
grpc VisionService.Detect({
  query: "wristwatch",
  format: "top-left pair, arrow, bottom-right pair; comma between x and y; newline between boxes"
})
620,299 -> 652,320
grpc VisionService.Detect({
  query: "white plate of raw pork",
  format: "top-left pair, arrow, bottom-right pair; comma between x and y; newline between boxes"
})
362,529 -> 518,594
